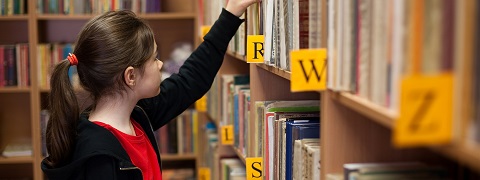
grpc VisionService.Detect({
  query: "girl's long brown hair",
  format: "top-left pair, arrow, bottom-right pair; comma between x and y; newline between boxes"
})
46,10 -> 155,167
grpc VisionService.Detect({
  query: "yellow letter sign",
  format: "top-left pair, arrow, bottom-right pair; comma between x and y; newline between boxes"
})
394,73 -> 454,147
195,95 -> 207,112
290,49 -> 327,92
247,35 -> 264,63
221,125 -> 234,145
198,167 -> 211,180
246,157 -> 263,180
201,26 -> 211,41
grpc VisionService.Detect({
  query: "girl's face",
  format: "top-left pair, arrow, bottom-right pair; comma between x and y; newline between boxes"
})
136,41 -> 163,98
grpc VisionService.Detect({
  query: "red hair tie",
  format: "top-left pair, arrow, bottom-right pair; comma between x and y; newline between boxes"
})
67,53 -> 78,66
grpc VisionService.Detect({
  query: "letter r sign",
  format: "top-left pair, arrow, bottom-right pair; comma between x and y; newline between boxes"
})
247,35 -> 264,63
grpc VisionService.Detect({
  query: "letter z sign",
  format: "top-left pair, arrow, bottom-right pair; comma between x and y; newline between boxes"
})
290,49 -> 327,92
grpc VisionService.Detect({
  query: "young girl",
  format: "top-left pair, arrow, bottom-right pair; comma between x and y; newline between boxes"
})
41,0 -> 258,179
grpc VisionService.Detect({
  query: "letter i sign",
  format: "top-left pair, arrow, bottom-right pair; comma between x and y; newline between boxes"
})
290,49 -> 327,92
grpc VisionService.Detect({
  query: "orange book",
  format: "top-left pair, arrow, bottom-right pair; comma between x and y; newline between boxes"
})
407,0 -> 424,75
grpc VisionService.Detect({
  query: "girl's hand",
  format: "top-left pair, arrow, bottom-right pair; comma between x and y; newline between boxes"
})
225,0 -> 261,17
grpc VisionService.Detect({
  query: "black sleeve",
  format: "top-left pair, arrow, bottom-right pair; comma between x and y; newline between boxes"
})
84,156 -> 117,180
137,8 -> 244,130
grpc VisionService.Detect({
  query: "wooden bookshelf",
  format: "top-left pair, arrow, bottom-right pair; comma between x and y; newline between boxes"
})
0,0 -> 199,179
256,64 -> 291,81
0,15 -> 29,20
0,87 -> 31,93
225,51 -> 291,80
330,91 -> 480,173
0,156 -> 34,164
225,51 -> 246,62
197,0 -> 480,179
161,154 -> 197,161
333,91 -> 396,128
230,146 -> 246,165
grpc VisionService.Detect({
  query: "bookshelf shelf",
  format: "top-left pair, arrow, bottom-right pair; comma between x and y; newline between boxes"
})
36,14 -> 94,20
432,144 -> 480,173
256,64 -> 291,81
0,87 -> 31,93
205,112 -> 220,128
333,92 -> 396,128
224,51 -> 291,80
39,88 -> 49,93
0,156 -> 34,164
161,154 -> 197,161
0,15 -> 29,20
330,91 -> 480,174
226,51 -> 245,62
230,146 -> 246,165
36,13 -> 196,20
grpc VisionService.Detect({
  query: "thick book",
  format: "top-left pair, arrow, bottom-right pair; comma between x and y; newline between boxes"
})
285,117 -> 320,180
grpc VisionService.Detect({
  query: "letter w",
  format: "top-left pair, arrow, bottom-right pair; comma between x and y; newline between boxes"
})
298,59 -> 323,82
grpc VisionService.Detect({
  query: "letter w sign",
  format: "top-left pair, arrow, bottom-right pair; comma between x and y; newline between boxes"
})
290,49 -> 327,92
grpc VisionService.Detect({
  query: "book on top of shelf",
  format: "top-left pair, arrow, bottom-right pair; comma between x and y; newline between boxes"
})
294,138 -> 321,180
220,158 -> 244,180
1,138 -> 32,157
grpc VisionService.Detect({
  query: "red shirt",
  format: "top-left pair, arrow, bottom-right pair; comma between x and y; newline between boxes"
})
94,120 -> 162,180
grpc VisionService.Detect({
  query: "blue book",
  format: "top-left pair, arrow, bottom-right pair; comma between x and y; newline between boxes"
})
232,75 -> 249,148
285,117 -> 320,180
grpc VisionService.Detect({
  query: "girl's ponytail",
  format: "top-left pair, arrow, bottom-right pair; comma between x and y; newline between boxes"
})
45,59 -> 79,167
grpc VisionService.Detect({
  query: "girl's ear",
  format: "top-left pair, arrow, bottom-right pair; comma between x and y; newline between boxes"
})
124,66 -> 136,87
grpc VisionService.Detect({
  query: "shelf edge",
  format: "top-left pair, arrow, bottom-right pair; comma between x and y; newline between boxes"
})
335,91 -> 397,128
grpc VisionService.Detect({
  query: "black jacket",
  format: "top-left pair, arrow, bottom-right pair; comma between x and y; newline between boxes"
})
41,9 -> 244,180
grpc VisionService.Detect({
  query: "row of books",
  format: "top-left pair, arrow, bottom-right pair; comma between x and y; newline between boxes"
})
37,43 -> 75,88
326,0 -> 480,146
154,109 -> 198,155
262,0 -> 322,71
255,101 -> 320,180
0,0 -> 27,15
326,0 -> 457,109
206,73 -> 322,179
200,0 -> 323,71
37,0 -> 162,15
0,44 -> 29,87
